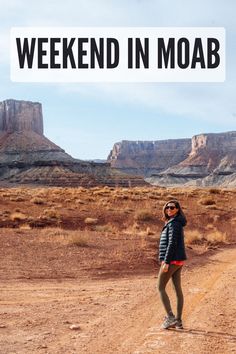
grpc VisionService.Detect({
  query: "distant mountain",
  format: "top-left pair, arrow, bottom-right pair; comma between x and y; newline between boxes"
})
0,99 -> 147,188
107,132 -> 236,187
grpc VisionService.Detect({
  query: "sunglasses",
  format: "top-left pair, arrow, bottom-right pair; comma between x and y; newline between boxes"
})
165,206 -> 176,210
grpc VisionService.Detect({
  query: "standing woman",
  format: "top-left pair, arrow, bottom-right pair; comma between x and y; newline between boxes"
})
157,200 -> 187,330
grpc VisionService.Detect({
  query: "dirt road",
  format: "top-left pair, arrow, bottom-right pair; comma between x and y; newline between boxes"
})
0,246 -> 235,354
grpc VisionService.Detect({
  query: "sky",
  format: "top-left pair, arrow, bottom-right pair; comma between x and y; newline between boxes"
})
0,0 -> 235,160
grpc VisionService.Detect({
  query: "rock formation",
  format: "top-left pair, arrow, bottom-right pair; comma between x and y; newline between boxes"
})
108,132 -> 236,187
108,139 -> 192,176
0,99 -> 146,187
155,131 -> 236,187
0,99 -> 43,134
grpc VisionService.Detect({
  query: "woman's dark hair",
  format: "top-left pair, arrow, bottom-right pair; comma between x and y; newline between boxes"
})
162,199 -> 186,222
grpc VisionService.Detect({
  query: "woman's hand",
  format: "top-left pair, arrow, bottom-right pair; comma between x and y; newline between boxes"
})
162,263 -> 169,272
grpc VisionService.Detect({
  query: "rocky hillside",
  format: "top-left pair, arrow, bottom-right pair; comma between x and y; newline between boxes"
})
108,139 -> 192,176
108,132 -> 236,187
0,99 -> 146,187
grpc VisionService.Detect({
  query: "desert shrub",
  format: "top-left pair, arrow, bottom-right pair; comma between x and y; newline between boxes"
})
95,224 -> 116,233
123,207 -> 134,214
3,210 -> 11,215
206,231 -> 227,244
40,228 -> 89,247
84,217 -> 98,225
148,194 -> 160,200
43,208 -> 60,219
116,194 -> 129,200
68,233 -> 89,247
19,224 -> 31,230
208,188 -> 221,194
185,229 -> 227,245
31,197 -> 45,205
205,205 -> 218,210
10,196 -> 25,202
134,209 -> 154,222
146,227 -> 155,235
75,199 -> 85,205
198,198 -> 216,206
65,198 -> 73,203
10,212 -> 27,221
185,230 -> 204,244
93,189 -> 111,196
1,193 -> 11,198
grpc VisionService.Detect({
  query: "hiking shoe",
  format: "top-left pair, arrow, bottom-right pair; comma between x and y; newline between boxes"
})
175,319 -> 183,329
161,315 -> 177,329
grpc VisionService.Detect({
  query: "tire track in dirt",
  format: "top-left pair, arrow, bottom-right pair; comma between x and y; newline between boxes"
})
0,247 -> 235,354
130,247 -> 236,354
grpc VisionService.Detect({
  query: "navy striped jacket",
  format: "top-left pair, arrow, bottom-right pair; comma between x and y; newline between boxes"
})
159,214 -> 187,264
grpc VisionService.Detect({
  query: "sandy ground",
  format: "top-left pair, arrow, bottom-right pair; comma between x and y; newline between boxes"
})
0,246 -> 235,354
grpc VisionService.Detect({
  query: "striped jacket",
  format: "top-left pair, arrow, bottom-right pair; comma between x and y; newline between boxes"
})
159,214 -> 187,264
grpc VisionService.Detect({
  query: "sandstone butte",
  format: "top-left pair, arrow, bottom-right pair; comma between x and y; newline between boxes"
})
107,132 -> 236,188
1,98 -> 235,188
0,99 -> 146,187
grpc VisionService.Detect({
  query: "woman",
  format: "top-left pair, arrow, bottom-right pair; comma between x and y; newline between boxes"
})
157,200 -> 187,330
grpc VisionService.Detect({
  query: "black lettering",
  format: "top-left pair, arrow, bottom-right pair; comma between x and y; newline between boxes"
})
62,38 -> 76,69
177,38 -> 190,69
78,38 -> 89,68
107,38 -> 119,68
128,38 -> 133,68
191,38 -> 205,68
135,38 -> 149,68
158,38 -> 175,68
90,38 -> 104,68
16,38 -> 36,68
50,38 -> 60,69
38,38 -> 48,69
207,38 -> 220,68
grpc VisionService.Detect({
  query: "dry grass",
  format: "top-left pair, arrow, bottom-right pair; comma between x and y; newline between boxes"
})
10,212 -> 27,221
185,229 -> 228,245
30,197 -> 45,205
84,217 -> 98,225
0,186 -> 235,249
43,208 -> 60,219
198,197 -> 216,206
208,188 -> 221,194
95,224 -> 117,234
206,231 -> 227,244
68,232 -> 89,247
39,228 -> 89,247
134,209 -> 154,222
185,230 -> 204,245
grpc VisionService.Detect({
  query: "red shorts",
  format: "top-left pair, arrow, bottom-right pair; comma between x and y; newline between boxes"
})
170,260 -> 184,265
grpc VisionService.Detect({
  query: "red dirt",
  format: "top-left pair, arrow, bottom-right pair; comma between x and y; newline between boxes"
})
0,186 -> 235,353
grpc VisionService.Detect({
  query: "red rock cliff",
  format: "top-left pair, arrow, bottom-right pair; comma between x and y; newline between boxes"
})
0,99 -> 43,135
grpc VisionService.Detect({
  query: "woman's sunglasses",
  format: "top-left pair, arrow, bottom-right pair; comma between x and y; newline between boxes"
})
165,206 -> 176,210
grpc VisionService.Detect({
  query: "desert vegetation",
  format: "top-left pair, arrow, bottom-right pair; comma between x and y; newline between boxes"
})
0,186 -> 235,278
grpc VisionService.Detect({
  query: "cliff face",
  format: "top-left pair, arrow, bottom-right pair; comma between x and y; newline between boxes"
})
0,99 -> 43,135
0,99 -> 73,165
108,139 -> 192,175
181,131 -> 236,169
0,99 -> 146,187
146,131 -> 236,187
108,132 -> 236,187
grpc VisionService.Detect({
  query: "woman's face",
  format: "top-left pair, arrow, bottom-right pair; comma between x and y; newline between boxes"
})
165,203 -> 179,218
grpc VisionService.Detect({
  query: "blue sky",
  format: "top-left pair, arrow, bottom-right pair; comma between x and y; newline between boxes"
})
0,0 -> 235,159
